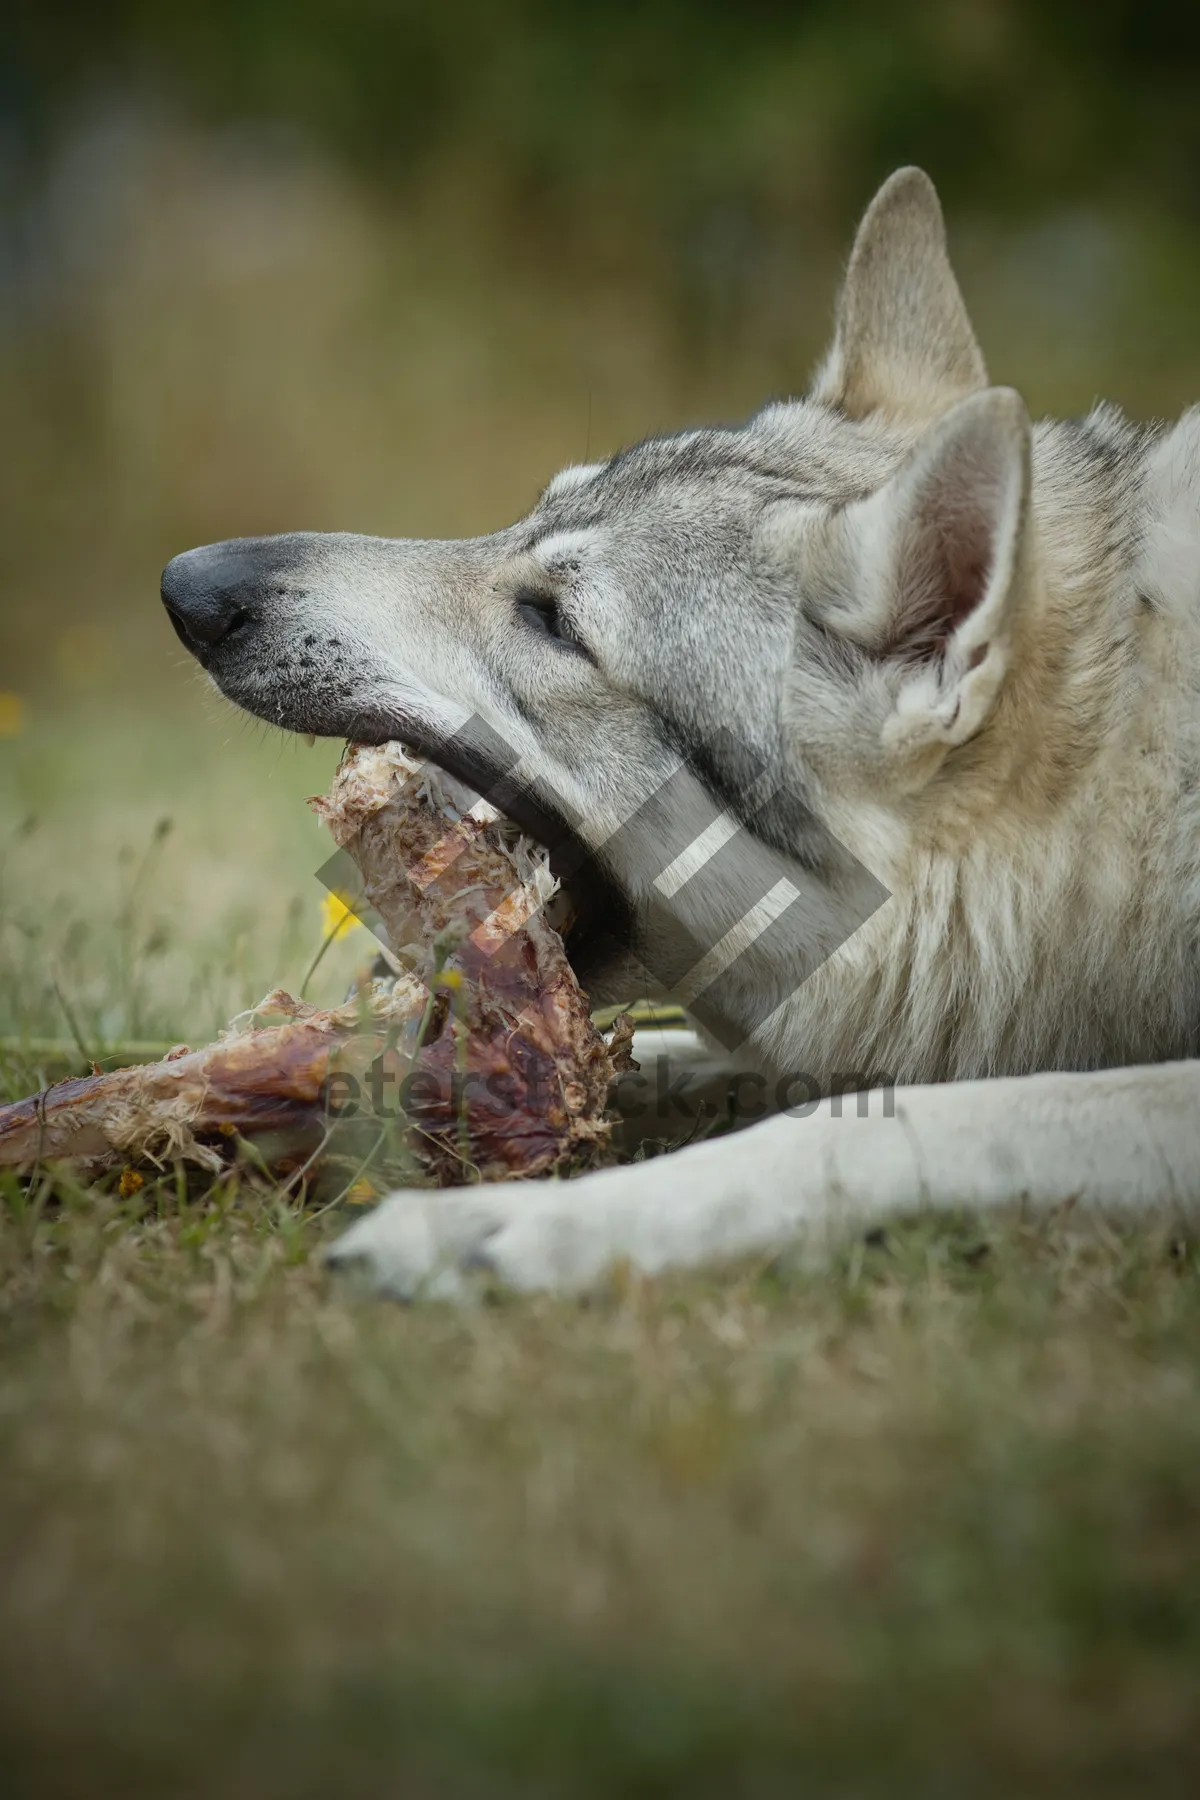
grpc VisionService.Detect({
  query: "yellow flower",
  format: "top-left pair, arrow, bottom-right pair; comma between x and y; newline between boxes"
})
320,889 -> 363,941
118,1167 -> 144,1198
0,692 -> 24,738
345,1179 -> 377,1206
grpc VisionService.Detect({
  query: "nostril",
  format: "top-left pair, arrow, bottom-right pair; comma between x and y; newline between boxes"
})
162,592 -> 249,657
163,599 -> 201,653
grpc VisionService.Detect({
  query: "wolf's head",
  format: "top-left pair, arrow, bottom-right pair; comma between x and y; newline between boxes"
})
163,169 -> 1033,1041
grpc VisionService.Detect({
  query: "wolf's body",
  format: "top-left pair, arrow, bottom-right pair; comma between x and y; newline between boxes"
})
162,169 -> 1200,1296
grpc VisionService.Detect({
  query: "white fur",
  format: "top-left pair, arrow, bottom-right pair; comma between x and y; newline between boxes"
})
544,463 -> 605,497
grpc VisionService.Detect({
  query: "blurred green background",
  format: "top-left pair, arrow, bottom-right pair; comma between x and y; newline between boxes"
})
3,0 -> 1200,1036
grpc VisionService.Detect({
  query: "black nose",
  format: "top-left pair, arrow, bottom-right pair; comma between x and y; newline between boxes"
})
161,542 -> 264,659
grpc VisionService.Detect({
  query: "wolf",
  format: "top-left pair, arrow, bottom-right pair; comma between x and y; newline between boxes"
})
162,167 -> 1200,1297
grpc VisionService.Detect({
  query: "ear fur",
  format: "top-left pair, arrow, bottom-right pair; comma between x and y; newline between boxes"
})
813,167 -> 987,423
856,387 -> 1033,755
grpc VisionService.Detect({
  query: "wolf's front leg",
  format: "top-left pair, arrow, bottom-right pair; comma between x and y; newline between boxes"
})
325,1137 -> 805,1299
325,1084 -> 903,1298
325,1061 -> 1200,1298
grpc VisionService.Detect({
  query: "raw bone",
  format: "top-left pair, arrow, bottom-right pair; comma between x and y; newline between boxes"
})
0,744 -> 631,1186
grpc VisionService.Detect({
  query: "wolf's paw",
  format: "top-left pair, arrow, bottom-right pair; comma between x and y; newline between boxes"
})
324,1178 -> 632,1300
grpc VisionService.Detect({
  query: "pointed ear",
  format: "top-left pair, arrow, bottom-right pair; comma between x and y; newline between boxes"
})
848,388 -> 1032,754
812,167 -> 987,422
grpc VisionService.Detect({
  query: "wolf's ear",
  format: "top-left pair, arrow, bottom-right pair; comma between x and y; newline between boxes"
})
812,167 -> 987,422
836,388 -> 1032,755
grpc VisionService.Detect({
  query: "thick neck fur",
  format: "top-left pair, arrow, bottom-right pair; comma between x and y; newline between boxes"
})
765,404 -> 1200,1088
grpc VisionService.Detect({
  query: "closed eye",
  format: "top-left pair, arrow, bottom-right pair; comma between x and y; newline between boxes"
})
515,590 -> 594,661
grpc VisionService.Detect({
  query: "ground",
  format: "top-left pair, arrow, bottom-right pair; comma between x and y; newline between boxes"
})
2,700 -> 1199,1797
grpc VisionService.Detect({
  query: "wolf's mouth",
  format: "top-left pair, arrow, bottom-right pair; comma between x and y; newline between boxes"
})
344,712 -> 631,988
354,714 -> 564,852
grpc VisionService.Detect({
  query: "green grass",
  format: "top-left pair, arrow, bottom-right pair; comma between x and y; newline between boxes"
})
2,698 -> 1200,1796
2,1174 -> 1198,1798
0,696 -> 366,1051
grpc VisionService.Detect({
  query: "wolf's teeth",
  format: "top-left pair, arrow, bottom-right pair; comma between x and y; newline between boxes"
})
304,734 -> 316,747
